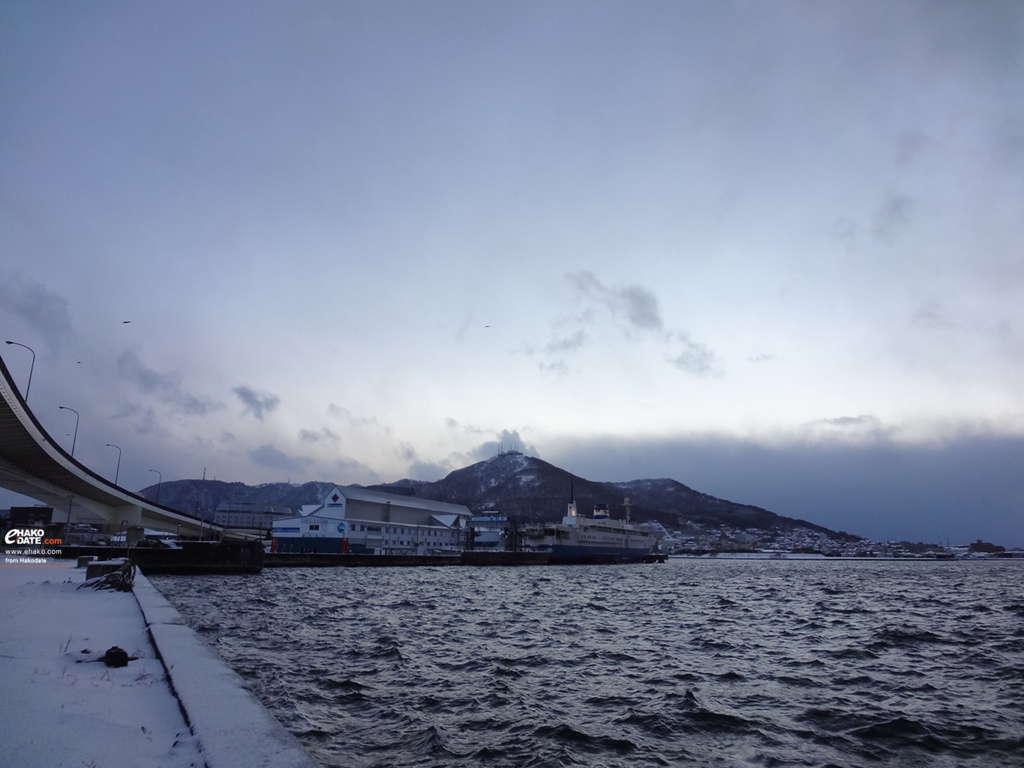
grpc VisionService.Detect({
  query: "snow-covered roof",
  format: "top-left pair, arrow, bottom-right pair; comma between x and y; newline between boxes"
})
321,485 -> 471,516
273,513 -> 333,526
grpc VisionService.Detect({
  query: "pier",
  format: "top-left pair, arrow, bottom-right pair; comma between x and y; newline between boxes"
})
0,558 -> 317,768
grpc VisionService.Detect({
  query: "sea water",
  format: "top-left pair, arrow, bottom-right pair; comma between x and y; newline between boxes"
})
152,558 -> 1024,767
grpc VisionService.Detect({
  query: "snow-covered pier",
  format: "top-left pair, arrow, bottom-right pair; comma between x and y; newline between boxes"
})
0,559 -> 318,768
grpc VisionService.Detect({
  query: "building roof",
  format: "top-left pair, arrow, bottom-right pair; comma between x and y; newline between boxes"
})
326,485 -> 471,517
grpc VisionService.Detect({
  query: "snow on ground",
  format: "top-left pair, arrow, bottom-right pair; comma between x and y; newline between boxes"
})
0,559 -> 203,768
1,558 -> 320,768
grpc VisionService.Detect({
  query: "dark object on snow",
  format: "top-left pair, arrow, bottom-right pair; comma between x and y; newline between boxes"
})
76,646 -> 139,666
102,646 -> 130,667
78,560 -> 136,592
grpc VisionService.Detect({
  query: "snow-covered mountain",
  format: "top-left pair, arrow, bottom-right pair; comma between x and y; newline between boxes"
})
141,451 -> 850,539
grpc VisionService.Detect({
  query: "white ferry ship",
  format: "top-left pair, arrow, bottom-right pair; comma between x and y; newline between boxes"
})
522,496 -> 658,564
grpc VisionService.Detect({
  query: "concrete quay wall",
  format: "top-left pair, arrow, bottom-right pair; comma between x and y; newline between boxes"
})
132,571 -> 319,768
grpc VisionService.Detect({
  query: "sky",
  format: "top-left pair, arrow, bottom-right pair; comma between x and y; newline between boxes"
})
2,1 -> 1022,546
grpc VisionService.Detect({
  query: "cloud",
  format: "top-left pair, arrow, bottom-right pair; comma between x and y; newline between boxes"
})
497,428 -> 531,454
871,193 -> 914,245
445,417 -> 488,435
0,273 -> 73,354
425,428 -> 540,478
448,423 -> 537,458
618,284 -> 664,332
396,440 -> 453,482
893,131 -> 930,169
538,360 -> 569,376
393,441 -> 453,482
912,302 -> 957,331
248,443 -> 311,474
667,332 -> 716,375
543,431 -> 1024,546
110,402 -> 169,438
562,271 -> 718,376
118,349 -> 219,415
833,192 -> 916,251
299,427 -> 339,443
545,330 -> 588,354
233,385 -> 280,421
800,414 -> 889,441
464,429 -> 536,462
817,415 -> 881,429
406,460 -> 450,482
326,403 -> 377,426
567,270 -> 664,333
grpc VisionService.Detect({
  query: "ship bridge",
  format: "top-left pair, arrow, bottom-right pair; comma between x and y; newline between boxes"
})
1,353 -> 220,539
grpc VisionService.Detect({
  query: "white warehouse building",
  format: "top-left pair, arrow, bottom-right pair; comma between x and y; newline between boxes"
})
271,485 -> 473,555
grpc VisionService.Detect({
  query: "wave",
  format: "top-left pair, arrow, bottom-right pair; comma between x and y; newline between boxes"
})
151,558 -> 1024,768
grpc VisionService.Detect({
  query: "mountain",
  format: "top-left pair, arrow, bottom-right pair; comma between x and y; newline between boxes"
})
410,452 -> 845,536
140,452 -> 853,540
140,479 -> 334,521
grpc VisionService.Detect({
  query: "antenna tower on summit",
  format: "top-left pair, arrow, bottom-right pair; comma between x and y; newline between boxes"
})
496,436 -> 523,457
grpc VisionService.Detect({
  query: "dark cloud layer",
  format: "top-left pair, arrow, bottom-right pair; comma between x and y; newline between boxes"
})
546,433 -> 1024,547
248,443 -> 310,473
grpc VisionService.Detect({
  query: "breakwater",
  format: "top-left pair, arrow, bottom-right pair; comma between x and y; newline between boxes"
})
60,540 -> 263,574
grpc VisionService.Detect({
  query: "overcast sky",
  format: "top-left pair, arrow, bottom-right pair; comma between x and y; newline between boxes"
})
2,1 -> 1022,545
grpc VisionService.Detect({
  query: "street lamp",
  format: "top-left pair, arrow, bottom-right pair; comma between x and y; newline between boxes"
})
59,406 -> 80,457
106,443 -> 121,485
65,493 -> 75,548
4,340 -> 35,401
149,469 -> 162,503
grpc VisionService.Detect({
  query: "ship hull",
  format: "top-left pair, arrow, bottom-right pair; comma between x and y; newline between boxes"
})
522,521 -> 657,565
521,495 -> 659,565
543,543 -> 654,564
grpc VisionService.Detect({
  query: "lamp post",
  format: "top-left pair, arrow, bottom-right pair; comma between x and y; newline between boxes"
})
149,469 -> 162,503
4,341 -> 35,401
105,443 -> 121,486
58,406 -> 80,457
65,493 -> 74,548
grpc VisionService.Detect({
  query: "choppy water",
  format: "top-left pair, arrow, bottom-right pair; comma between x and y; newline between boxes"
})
152,559 -> 1024,767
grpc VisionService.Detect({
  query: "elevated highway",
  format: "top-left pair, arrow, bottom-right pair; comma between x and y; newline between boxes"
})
1,353 -> 220,539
